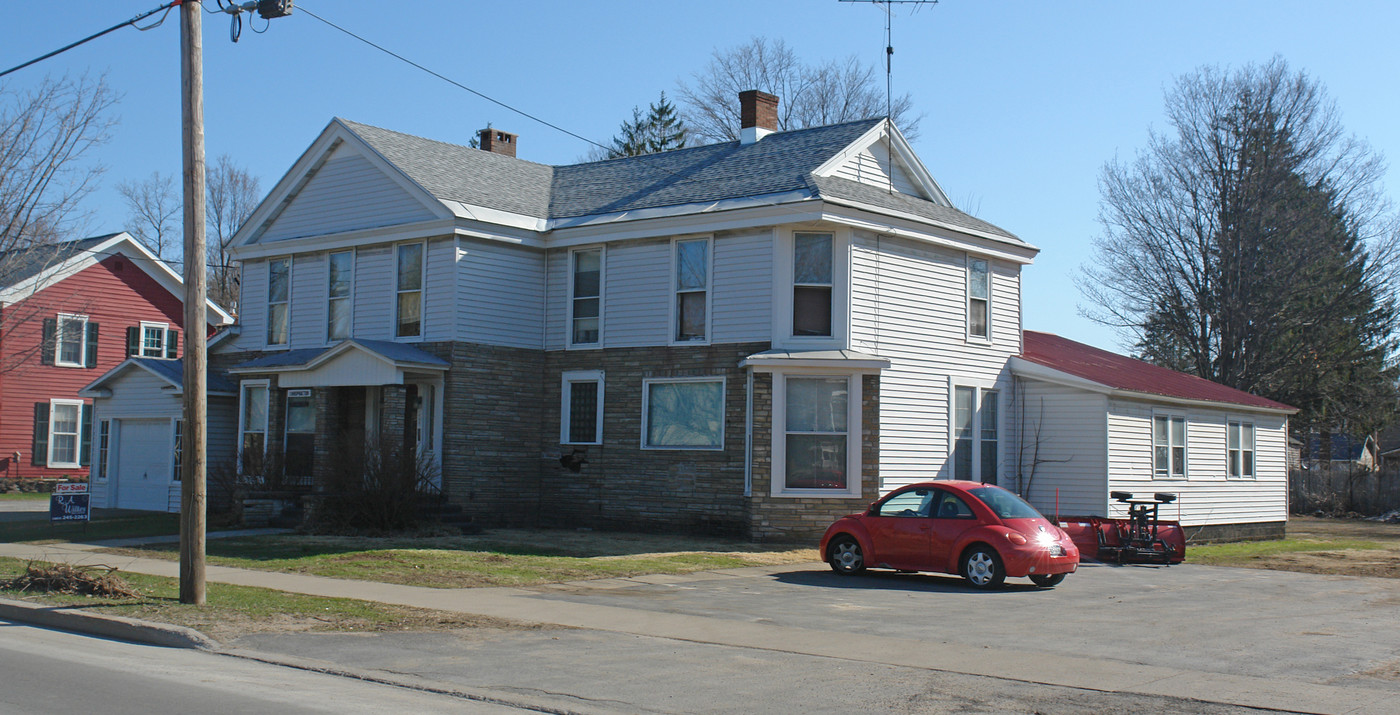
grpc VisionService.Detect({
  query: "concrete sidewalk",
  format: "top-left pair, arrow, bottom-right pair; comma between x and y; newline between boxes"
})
0,539 -> 1391,715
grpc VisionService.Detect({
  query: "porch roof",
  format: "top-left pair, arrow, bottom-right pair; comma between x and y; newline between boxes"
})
739,349 -> 891,371
227,339 -> 448,388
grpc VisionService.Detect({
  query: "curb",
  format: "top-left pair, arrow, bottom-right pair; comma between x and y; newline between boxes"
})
0,597 -> 217,650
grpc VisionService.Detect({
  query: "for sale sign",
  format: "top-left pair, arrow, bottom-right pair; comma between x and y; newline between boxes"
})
50,483 -> 90,522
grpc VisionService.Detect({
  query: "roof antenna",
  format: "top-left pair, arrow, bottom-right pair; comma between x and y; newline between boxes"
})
839,0 -> 937,194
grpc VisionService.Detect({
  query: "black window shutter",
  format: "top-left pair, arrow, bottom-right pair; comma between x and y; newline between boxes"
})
166,329 -> 179,359
79,403 -> 93,467
85,322 -> 99,368
41,319 -> 56,365
32,403 -> 49,466
126,326 -> 139,356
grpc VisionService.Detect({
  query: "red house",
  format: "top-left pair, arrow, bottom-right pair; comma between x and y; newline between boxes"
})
0,233 -> 234,483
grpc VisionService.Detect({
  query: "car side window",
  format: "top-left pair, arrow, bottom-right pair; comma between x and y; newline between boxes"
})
933,490 -> 976,519
875,489 -> 933,517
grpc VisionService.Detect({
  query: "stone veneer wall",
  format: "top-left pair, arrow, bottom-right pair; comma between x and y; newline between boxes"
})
538,343 -> 767,537
440,342 -> 546,526
744,373 -> 881,542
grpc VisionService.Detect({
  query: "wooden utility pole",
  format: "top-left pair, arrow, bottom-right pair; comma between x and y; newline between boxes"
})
179,0 -> 208,605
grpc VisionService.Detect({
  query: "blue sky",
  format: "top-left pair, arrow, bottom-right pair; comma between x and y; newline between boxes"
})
5,0 -> 1398,352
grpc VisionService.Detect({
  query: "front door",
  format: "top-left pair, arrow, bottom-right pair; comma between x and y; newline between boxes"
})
404,381 -> 441,486
114,419 -> 172,511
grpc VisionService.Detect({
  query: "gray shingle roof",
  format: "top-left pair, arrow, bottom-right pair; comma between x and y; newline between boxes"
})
125,358 -> 237,394
0,234 -> 122,289
336,117 -> 1022,242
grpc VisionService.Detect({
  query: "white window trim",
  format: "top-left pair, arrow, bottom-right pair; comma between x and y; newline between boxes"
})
93,418 -> 110,481
966,254 -> 992,343
237,379 -> 271,471
641,376 -> 726,450
1227,418 -> 1256,479
266,256 -> 292,349
139,320 -> 169,358
560,369 -> 604,445
770,370 -> 862,498
326,249 -> 355,344
55,313 -> 88,368
47,398 -> 85,468
393,241 -> 426,342
772,228 -> 849,350
947,379 -> 1002,482
567,245 -> 605,349
669,236 -> 713,346
1152,412 -> 1189,480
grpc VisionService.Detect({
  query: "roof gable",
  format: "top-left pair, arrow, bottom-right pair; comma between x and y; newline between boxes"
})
1017,331 -> 1295,412
0,233 -> 234,325
259,141 -> 439,242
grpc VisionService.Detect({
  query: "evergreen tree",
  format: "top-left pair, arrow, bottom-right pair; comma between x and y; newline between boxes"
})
600,92 -> 688,160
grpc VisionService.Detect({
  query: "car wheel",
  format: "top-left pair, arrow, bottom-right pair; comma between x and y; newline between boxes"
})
1029,573 -> 1066,588
828,535 -> 866,575
961,545 -> 1006,590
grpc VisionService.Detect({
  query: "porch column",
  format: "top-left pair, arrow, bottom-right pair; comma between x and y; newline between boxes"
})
380,385 -> 407,456
312,388 -> 340,488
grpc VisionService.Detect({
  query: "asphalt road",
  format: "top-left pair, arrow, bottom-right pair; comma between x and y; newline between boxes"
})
0,620 -> 535,714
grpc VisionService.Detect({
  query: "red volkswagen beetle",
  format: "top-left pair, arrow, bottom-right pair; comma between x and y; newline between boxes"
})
818,481 -> 1079,589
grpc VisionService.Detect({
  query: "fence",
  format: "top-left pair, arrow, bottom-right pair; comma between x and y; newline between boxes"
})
1290,464 -> 1400,515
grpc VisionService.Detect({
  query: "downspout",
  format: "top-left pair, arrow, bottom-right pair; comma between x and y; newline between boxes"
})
744,369 -> 753,497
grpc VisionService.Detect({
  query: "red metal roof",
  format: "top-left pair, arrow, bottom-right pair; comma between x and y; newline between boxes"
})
1020,331 -> 1295,412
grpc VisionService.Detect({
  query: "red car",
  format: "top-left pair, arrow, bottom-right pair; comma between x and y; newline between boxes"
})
819,480 -> 1080,589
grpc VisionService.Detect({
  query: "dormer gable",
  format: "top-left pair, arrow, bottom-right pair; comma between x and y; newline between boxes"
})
811,120 -> 951,206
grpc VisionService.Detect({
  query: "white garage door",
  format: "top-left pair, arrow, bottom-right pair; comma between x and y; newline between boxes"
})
114,419 -> 173,512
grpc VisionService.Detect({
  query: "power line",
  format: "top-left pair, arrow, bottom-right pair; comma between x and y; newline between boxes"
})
297,4 -> 609,152
0,1 -> 181,79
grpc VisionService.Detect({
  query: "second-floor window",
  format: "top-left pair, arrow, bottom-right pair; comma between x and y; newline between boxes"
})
55,313 -> 88,367
674,238 -> 709,342
967,257 -> 989,339
328,250 -> 353,341
793,233 -> 833,337
267,257 -> 290,346
140,321 -> 168,357
396,243 -> 423,338
570,248 -> 602,346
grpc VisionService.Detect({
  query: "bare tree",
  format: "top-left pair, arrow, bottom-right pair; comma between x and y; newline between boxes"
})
677,37 -> 920,144
1079,57 -> 1400,434
117,171 -> 180,261
206,154 -> 262,313
0,75 -> 116,255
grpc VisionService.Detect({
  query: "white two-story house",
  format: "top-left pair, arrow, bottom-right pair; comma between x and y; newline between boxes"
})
196,90 -> 1034,538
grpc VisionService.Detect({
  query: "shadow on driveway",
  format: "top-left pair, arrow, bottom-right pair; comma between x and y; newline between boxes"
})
772,567 -> 1046,594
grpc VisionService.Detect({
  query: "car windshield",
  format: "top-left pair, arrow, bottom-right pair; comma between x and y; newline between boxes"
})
970,486 -> 1044,520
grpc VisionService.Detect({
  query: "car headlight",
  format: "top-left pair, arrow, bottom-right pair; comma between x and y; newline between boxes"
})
1035,531 -> 1057,547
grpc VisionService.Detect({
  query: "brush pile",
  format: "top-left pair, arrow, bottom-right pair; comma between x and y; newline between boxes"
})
1,561 -> 142,598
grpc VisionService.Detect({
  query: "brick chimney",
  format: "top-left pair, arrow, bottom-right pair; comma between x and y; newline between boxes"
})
739,90 -> 779,144
479,128 -> 518,157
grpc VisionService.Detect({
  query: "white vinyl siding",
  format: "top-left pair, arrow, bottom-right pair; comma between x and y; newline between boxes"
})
232,259 -> 266,352
458,239 -> 545,349
352,245 -> 393,340
604,240 -> 668,347
831,141 -> 922,196
288,253 -> 325,349
849,232 -> 1020,490
711,229 -> 771,344
1107,399 -> 1287,526
260,151 -> 437,242
1006,379 -> 1108,517
423,238 -> 454,342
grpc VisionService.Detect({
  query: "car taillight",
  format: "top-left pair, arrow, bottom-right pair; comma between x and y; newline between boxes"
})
1005,532 -> 1028,545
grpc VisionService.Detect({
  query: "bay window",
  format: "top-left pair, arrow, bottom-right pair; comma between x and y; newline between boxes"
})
783,376 -> 850,490
793,233 -> 833,337
327,250 -> 353,341
570,248 -> 602,346
396,243 -> 423,338
967,257 -> 989,339
673,238 -> 709,343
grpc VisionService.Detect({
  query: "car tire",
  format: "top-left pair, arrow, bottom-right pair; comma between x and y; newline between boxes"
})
1029,573 -> 1066,588
960,545 -> 1006,590
828,535 -> 866,575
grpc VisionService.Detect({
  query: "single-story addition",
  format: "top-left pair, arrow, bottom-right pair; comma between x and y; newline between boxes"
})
79,354 -> 239,511
1007,331 -> 1297,541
